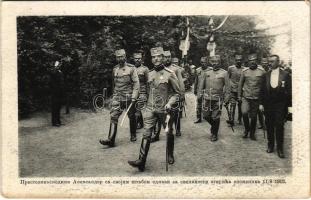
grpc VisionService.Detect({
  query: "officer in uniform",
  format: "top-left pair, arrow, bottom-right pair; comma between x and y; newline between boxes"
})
49,60 -> 65,127
194,56 -> 212,123
128,47 -> 181,172
165,53 -> 185,137
226,54 -> 245,126
133,52 -> 149,129
257,57 -> 269,129
262,55 -> 291,158
238,53 -> 266,140
198,55 -> 229,142
99,49 -> 140,147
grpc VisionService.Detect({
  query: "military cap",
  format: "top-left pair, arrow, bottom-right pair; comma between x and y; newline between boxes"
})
235,55 -> 243,60
163,50 -> 171,57
171,57 -> 179,63
248,53 -> 257,60
115,49 -> 126,56
133,52 -> 142,58
210,55 -> 220,61
261,57 -> 268,64
150,47 -> 164,56
200,56 -> 207,62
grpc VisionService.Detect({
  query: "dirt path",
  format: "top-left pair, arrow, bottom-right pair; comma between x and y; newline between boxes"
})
19,92 -> 291,177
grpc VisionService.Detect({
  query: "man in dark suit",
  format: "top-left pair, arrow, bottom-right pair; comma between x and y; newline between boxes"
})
50,60 -> 65,127
262,55 -> 292,158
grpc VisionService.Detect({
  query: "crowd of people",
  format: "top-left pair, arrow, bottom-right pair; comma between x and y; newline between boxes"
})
49,46 -> 292,173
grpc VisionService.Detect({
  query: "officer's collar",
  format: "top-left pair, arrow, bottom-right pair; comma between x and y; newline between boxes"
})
154,64 -> 165,72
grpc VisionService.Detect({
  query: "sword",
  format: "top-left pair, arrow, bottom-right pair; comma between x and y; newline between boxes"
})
224,104 -> 234,132
164,114 -> 171,172
120,102 -> 134,127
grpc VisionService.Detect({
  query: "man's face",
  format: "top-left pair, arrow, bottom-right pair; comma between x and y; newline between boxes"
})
164,56 -> 171,65
210,59 -> 220,70
269,56 -> 279,69
116,55 -> 126,65
248,58 -> 257,69
235,58 -> 242,66
152,54 -> 163,66
54,61 -> 61,70
134,57 -> 142,67
201,60 -> 207,68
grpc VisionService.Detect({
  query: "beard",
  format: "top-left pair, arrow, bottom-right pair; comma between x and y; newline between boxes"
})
154,64 -> 164,71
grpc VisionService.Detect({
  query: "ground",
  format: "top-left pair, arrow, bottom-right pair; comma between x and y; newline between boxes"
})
19,92 -> 291,177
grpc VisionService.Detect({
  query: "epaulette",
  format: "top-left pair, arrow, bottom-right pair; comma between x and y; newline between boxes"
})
257,65 -> 265,71
228,65 -> 235,69
242,68 -> 249,72
164,67 -> 174,73
127,63 -> 135,67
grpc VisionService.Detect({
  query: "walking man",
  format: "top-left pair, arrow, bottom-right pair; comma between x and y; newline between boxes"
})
263,55 -> 292,158
238,53 -> 266,140
194,56 -> 212,123
133,52 -> 149,129
99,49 -> 140,147
198,55 -> 229,142
128,47 -> 181,171
226,54 -> 245,126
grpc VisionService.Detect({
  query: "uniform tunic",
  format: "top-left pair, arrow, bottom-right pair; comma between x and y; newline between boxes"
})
143,67 -> 181,138
110,63 -> 140,123
227,65 -> 245,105
198,68 -> 228,120
238,67 -> 265,118
136,65 -> 149,110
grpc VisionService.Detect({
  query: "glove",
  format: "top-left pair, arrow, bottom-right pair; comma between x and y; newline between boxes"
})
259,105 -> 264,112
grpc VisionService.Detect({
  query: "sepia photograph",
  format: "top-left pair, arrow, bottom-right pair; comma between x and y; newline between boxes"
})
1,1 -> 309,198
17,15 -> 292,177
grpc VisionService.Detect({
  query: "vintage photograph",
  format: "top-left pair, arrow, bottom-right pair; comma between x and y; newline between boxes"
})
18,15 -> 292,177
1,1 -> 309,198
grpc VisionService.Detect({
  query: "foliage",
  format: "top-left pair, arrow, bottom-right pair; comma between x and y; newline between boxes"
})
17,16 -> 273,117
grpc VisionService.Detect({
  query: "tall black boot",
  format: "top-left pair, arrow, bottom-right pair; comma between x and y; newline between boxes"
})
151,120 -> 161,143
167,133 -> 175,164
136,112 -> 144,129
242,115 -> 250,138
128,137 -> 151,171
99,122 -> 118,147
250,117 -> 257,140
194,99 -> 202,123
238,102 -> 242,124
175,111 -> 181,137
211,119 -> 220,142
129,118 -> 137,142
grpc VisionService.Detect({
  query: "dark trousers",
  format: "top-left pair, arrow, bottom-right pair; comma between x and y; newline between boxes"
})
264,102 -> 287,151
51,96 -> 62,125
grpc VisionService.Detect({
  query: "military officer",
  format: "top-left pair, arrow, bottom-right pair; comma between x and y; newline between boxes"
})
257,57 -> 269,129
262,55 -> 291,158
226,54 -> 245,126
128,47 -> 181,172
133,52 -> 149,129
194,56 -> 212,123
99,49 -> 140,147
238,53 -> 266,140
198,55 -> 229,142
165,53 -> 185,137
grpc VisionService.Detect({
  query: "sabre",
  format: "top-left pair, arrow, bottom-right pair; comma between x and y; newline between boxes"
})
164,114 -> 171,172
224,104 -> 234,132
120,102 -> 134,127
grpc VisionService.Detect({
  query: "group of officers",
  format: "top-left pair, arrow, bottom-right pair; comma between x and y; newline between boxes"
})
97,46 -> 292,172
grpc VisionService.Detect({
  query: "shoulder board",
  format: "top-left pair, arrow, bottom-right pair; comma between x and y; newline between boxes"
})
220,68 -> 226,72
126,63 -> 135,67
164,67 -> 174,73
257,66 -> 265,71
228,65 -> 235,69
242,68 -> 249,72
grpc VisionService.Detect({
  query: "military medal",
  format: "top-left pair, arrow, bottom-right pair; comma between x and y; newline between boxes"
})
281,81 -> 285,87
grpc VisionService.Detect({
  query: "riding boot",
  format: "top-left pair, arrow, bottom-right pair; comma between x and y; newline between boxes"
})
175,112 -> 181,137
211,119 -> 220,142
129,118 -> 137,142
238,102 -> 242,124
151,120 -> 161,142
242,115 -> 249,138
128,137 -> 151,171
99,122 -> 118,147
167,133 -> 175,164
250,117 -> 257,140
136,112 -> 144,129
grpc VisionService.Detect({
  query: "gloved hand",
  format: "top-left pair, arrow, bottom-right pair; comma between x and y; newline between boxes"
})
259,105 -> 264,112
